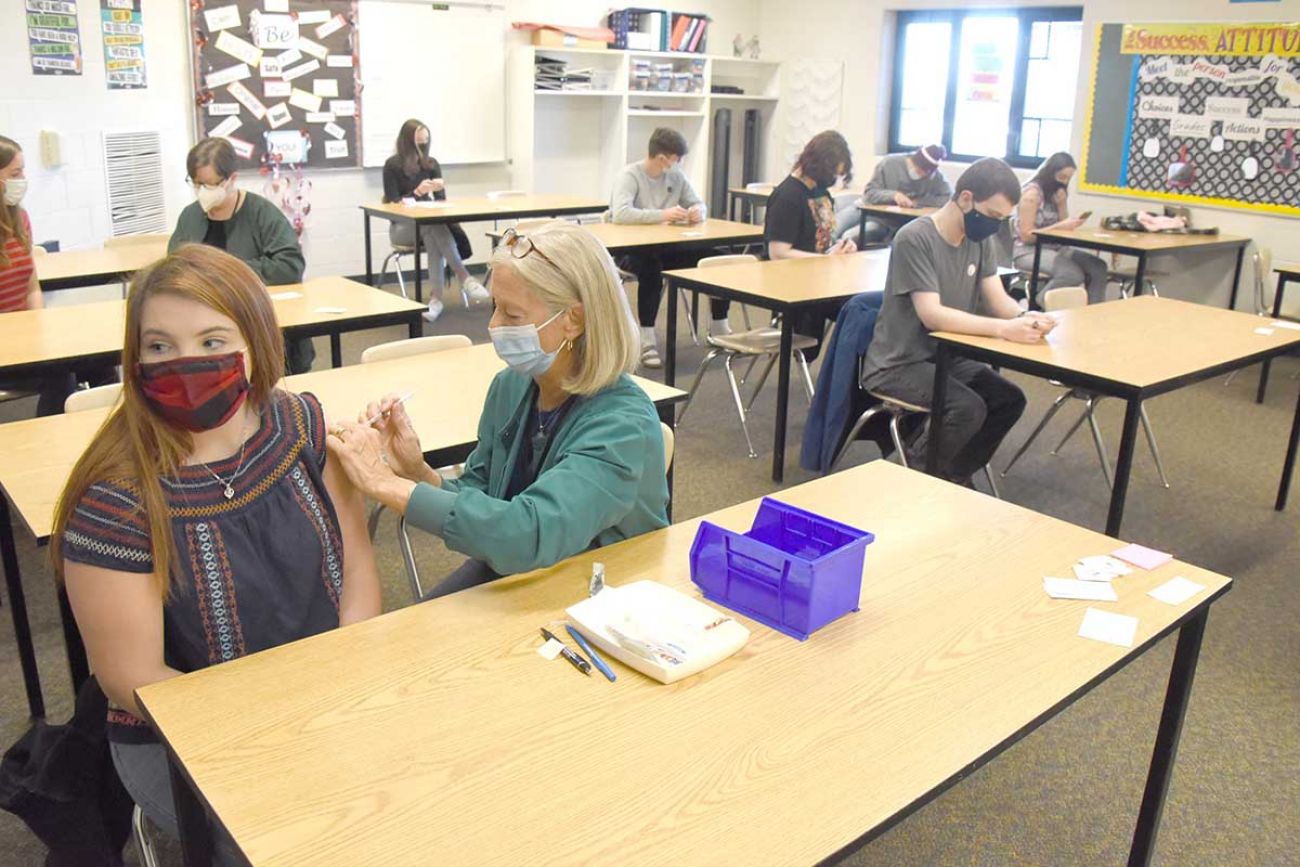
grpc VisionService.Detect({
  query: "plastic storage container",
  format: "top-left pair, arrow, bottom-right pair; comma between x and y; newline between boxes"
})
689,498 -> 874,641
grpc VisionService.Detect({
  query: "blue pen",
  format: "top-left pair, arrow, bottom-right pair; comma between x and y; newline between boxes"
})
566,625 -> 617,682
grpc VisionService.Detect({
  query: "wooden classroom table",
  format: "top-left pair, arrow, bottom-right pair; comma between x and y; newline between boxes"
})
134,461 -> 1232,867
726,184 -> 772,222
856,202 -> 936,242
0,277 -> 423,379
36,239 -> 170,292
666,250 -> 890,482
0,343 -> 685,720
926,296 -> 1300,537
359,195 -> 608,302
1255,263 -> 1300,404
486,218 -> 765,255
1029,226 -> 1249,309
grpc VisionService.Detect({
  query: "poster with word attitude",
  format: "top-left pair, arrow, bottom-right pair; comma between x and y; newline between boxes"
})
27,0 -> 83,76
101,0 -> 146,89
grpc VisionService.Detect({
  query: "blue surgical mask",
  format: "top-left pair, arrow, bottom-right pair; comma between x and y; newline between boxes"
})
963,205 -> 1003,243
489,309 -> 566,377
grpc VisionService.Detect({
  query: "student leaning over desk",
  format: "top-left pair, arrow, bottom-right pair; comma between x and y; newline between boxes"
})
328,222 -> 668,598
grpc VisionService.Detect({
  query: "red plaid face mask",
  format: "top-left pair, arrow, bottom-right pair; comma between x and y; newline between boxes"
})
137,352 -> 250,432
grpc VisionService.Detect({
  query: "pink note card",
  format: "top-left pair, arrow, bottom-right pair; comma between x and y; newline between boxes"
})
1112,543 -> 1173,571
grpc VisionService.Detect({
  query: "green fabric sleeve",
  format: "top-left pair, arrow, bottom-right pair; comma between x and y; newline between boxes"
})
246,197 -> 305,285
404,482 -> 457,536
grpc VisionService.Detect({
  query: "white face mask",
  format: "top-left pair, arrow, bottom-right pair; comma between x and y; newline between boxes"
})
906,163 -> 925,181
489,309 -> 566,378
196,182 -> 229,214
2,178 -> 27,207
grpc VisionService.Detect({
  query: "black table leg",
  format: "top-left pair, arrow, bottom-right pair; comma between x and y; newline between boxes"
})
1105,399 -> 1142,537
1127,609 -> 1208,867
364,213 -> 373,286
330,333 -> 342,368
729,194 -> 737,222
690,291 -> 700,341
408,316 -> 421,340
1257,275 -> 1287,404
0,495 -> 44,719
1227,244 -> 1245,311
411,220 -> 423,305
924,345 -> 951,476
657,404 -> 676,523
1029,237 -> 1044,303
665,276 -> 679,387
1276,379 -> 1300,511
1132,253 -> 1148,298
170,756 -> 215,867
858,209 -> 866,246
58,587 -> 88,692
771,316 -> 794,483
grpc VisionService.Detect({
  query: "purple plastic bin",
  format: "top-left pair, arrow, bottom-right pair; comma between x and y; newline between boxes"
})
689,498 -> 874,640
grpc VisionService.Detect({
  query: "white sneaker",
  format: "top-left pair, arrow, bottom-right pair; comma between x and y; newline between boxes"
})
422,299 -> 445,323
463,277 -> 490,304
640,340 -> 662,370
709,318 -> 733,337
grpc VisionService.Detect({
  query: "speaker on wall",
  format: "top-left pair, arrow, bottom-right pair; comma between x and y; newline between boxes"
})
710,108 -> 732,219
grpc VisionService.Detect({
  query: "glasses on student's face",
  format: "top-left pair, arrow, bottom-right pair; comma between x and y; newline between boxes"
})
501,227 -> 558,268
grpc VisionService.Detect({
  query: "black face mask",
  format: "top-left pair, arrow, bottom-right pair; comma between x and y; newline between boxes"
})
963,206 -> 1003,243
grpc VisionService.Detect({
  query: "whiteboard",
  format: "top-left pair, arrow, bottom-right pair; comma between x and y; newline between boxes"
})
358,1 -> 506,167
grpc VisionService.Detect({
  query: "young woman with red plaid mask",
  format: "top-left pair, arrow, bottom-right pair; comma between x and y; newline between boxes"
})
50,243 -> 381,860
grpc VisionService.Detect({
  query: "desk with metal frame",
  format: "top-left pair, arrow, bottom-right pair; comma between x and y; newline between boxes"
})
1255,265 -> 1300,404
36,241 -> 170,293
856,203 -> 935,244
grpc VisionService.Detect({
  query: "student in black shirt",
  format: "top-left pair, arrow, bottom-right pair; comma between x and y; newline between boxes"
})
381,119 -> 487,323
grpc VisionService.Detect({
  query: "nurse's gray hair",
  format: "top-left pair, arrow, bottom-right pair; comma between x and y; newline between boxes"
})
490,221 -> 639,395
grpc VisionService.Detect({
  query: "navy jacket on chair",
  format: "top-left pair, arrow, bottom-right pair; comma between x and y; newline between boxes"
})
800,291 -> 884,474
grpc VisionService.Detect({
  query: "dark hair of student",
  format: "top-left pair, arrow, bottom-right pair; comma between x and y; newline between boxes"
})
185,137 -> 237,183
1027,151 -> 1077,203
0,136 -> 28,264
395,118 -> 434,176
794,130 -> 853,187
647,127 -> 688,159
953,157 -> 1022,206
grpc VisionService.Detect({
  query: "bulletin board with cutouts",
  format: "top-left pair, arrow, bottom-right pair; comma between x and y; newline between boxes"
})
188,0 -> 360,170
1080,22 -> 1300,218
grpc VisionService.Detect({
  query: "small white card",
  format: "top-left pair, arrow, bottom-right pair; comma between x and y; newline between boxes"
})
259,56 -> 282,78
1044,577 -> 1118,602
289,87 -> 322,113
326,54 -> 353,68
264,80 -> 291,98
1078,608 -> 1138,648
226,137 -> 255,159
269,291 -> 302,300
537,638 -> 564,660
226,80 -> 266,120
207,102 -> 240,116
329,99 -> 356,117
1270,320 -> 1300,331
296,36 -> 328,60
313,78 -> 339,97
296,9 -> 332,24
304,112 -> 334,123
283,59 -> 321,82
276,48 -> 303,67
314,306 -> 347,314
316,14 -> 346,39
1075,555 -> 1133,582
203,4 -> 241,31
263,0 -> 289,12
265,102 -> 292,129
215,29 -> 263,66
324,140 -> 349,159
1148,576 -> 1205,606
1255,327 -> 1276,336
204,63 -> 252,89
209,115 -> 242,138
681,231 -> 705,237
324,121 -> 346,140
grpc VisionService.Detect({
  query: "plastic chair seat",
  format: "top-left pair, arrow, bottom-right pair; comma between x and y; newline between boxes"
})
708,330 -> 819,355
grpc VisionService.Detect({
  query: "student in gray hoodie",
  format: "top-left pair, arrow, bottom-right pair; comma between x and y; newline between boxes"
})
837,143 -> 952,246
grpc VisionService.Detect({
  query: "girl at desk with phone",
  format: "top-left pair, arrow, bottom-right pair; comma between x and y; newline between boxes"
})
382,118 -> 488,323
326,222 -> 669,599
1011,151 -> 1109,305
52,245 -> 381,860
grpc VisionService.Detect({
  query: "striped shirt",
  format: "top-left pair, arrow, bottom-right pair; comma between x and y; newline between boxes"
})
0,210 -> 34,313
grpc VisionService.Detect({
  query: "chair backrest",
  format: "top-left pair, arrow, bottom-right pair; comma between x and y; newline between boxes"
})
1041,286 -> 1087,312
64,383 -> 122,413
104,233 -> 169,249
30,244 -> 48,258
697,253 -> 758,269
660,422 -> 675,473
1254,246 -> 1273,301
360,334 -> 472,364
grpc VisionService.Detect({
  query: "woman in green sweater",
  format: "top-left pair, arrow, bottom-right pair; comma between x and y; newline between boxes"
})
169,138 -> 313,372
326,222 -> 669,597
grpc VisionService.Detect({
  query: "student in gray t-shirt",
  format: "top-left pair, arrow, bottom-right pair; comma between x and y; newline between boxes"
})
862,157 -> 1057,484
837,144 -> 953,246
610,127 -> 729,369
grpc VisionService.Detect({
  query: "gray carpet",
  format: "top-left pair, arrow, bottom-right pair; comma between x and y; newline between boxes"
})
0,289 -> 1296,866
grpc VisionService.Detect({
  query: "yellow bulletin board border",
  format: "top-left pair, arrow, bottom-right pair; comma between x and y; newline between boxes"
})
1079,21 -> 1300,220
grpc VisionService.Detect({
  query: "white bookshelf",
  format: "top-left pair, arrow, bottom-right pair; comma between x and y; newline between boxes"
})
507,46 -> 782,209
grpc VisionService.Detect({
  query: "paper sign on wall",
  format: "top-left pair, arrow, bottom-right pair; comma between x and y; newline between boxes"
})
259,55 -> 281,78
326,54 -> 353,68
265,129 -> 311,164
265,102 -> 292,129
1222,118 -> 1266,141
227,80 -> 267,119
313,78 -> 338,98
1169,115 -> 1212,138
296,10 -> 331,24
28,0 -> 84,76
100,0 -> 146,89
304,112 -> 334,123
203,4 -> 240,32
283,59 -> 320,81
316,14 -> 345,40
324,121 -> 346,140
207,102 -> 240,116
329,99 -> 355,117
289,87 -> 323,113
1136,95 -> 1179,119
276,48 -> 302,67
215,29 -> 262,66
209,115 -> 242,138
1204,96 -> 1251,119
225,136 -> 255,159
264,79 -> 291,98
297,37 -> 328,60
263,0 -> 288,11
205,62 -> 251,89
249,11 -> 298,50
325,140 -> 348,159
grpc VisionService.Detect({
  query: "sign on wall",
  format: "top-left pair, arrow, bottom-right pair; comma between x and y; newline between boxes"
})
100,0 -> 146,89
27,0 -> 83,76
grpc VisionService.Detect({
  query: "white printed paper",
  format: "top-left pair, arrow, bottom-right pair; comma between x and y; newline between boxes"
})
263,0 -> 289,11
536,638 -> 564,660
1255,327 -> 1276,336
1204,96 -> 1251,120
1044,577 -> 1118,602
1169,115 -> 1212,139
226,137 -> 255,159
265,102 -> 292,129
249,11 -> 298,51
326,54 -> 353,68
265,130 -> 310,164
1136,95 -> 1179,119
296,37 -> 328,60
1148,576 -> 1205,606
205,63 -> 252,89
207,103 -> 240,116
203,4 -> 240,31
313,78 -> 339,98
209,115 -> 242,138
259,56 -> 281,78
296,9 -> 332,24
329,100 -> 356,117
315,14 -> 345,39
276,48 -> 302,67
304,112 -> 334,123
1270,320 -> 1300,331
283,59 -> 321,82
215,29 -> 262,66
1077,608 -> 1138,648
227,81 -> 267,120
324,121 -> 346,140
269,291 -> 302,301
289,88 -> 322,113
264,80 -> 291,98
1222,118 -> 1267,142
325,140 -> 349,159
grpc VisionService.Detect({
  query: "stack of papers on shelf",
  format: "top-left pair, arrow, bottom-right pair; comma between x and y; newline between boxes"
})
535,55 -> 595,91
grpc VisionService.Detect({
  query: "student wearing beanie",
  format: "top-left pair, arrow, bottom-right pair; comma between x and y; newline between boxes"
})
840,143 -> 954,246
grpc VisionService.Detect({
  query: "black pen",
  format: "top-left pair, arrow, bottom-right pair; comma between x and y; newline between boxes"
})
540,627 -> 591,676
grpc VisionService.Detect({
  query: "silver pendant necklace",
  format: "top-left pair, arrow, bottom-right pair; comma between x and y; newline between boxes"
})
199,414 -> 251,500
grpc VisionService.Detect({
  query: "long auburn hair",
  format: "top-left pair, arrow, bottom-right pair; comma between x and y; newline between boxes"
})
795,130 -> 854,188
395,118 -> 433,176
51,244 -> 285,598
0,136 -> 29,267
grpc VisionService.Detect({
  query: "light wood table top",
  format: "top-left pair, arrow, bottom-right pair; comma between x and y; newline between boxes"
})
933,295 -> 1300,392
36,240 -> 170,289
727,184 -> 773,200
0,343 -> 683,540
487,219 -> 766,253
858,203 -> 936,220
1033,225 -> 1249,253
360,195 -> 608,224
666,248 -> 890,307
135,460 -> 1231,867
0,277 -> 422,376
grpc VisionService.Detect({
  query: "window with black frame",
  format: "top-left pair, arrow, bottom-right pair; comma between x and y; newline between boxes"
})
889,7 -> 1084,168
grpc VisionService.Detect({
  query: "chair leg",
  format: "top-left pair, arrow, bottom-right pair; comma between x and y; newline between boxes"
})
796,350 -> 815,403
723,353 -> 758,458
398,517 -> 424,604
829,406 -> 885,472
738,354 -> 760,386
889,413 -> 911,468
744,354 -> 779,411
982,465 -> 1001,499
1139,402 -> 1171,489
367,503 -> 385,539
393,256 -> 408,299
1050,403 -> 1091,455
1002,389 -> 1073,477
677,348 -> 722,425
1083,398 -> 1115,489
133,806 -> 160,867
678,287 -> 700,345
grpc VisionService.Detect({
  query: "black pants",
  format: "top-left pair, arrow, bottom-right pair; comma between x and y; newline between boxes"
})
626,249 -> 730,327
863,358 -> 1026,481
285,337 -> 316,375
